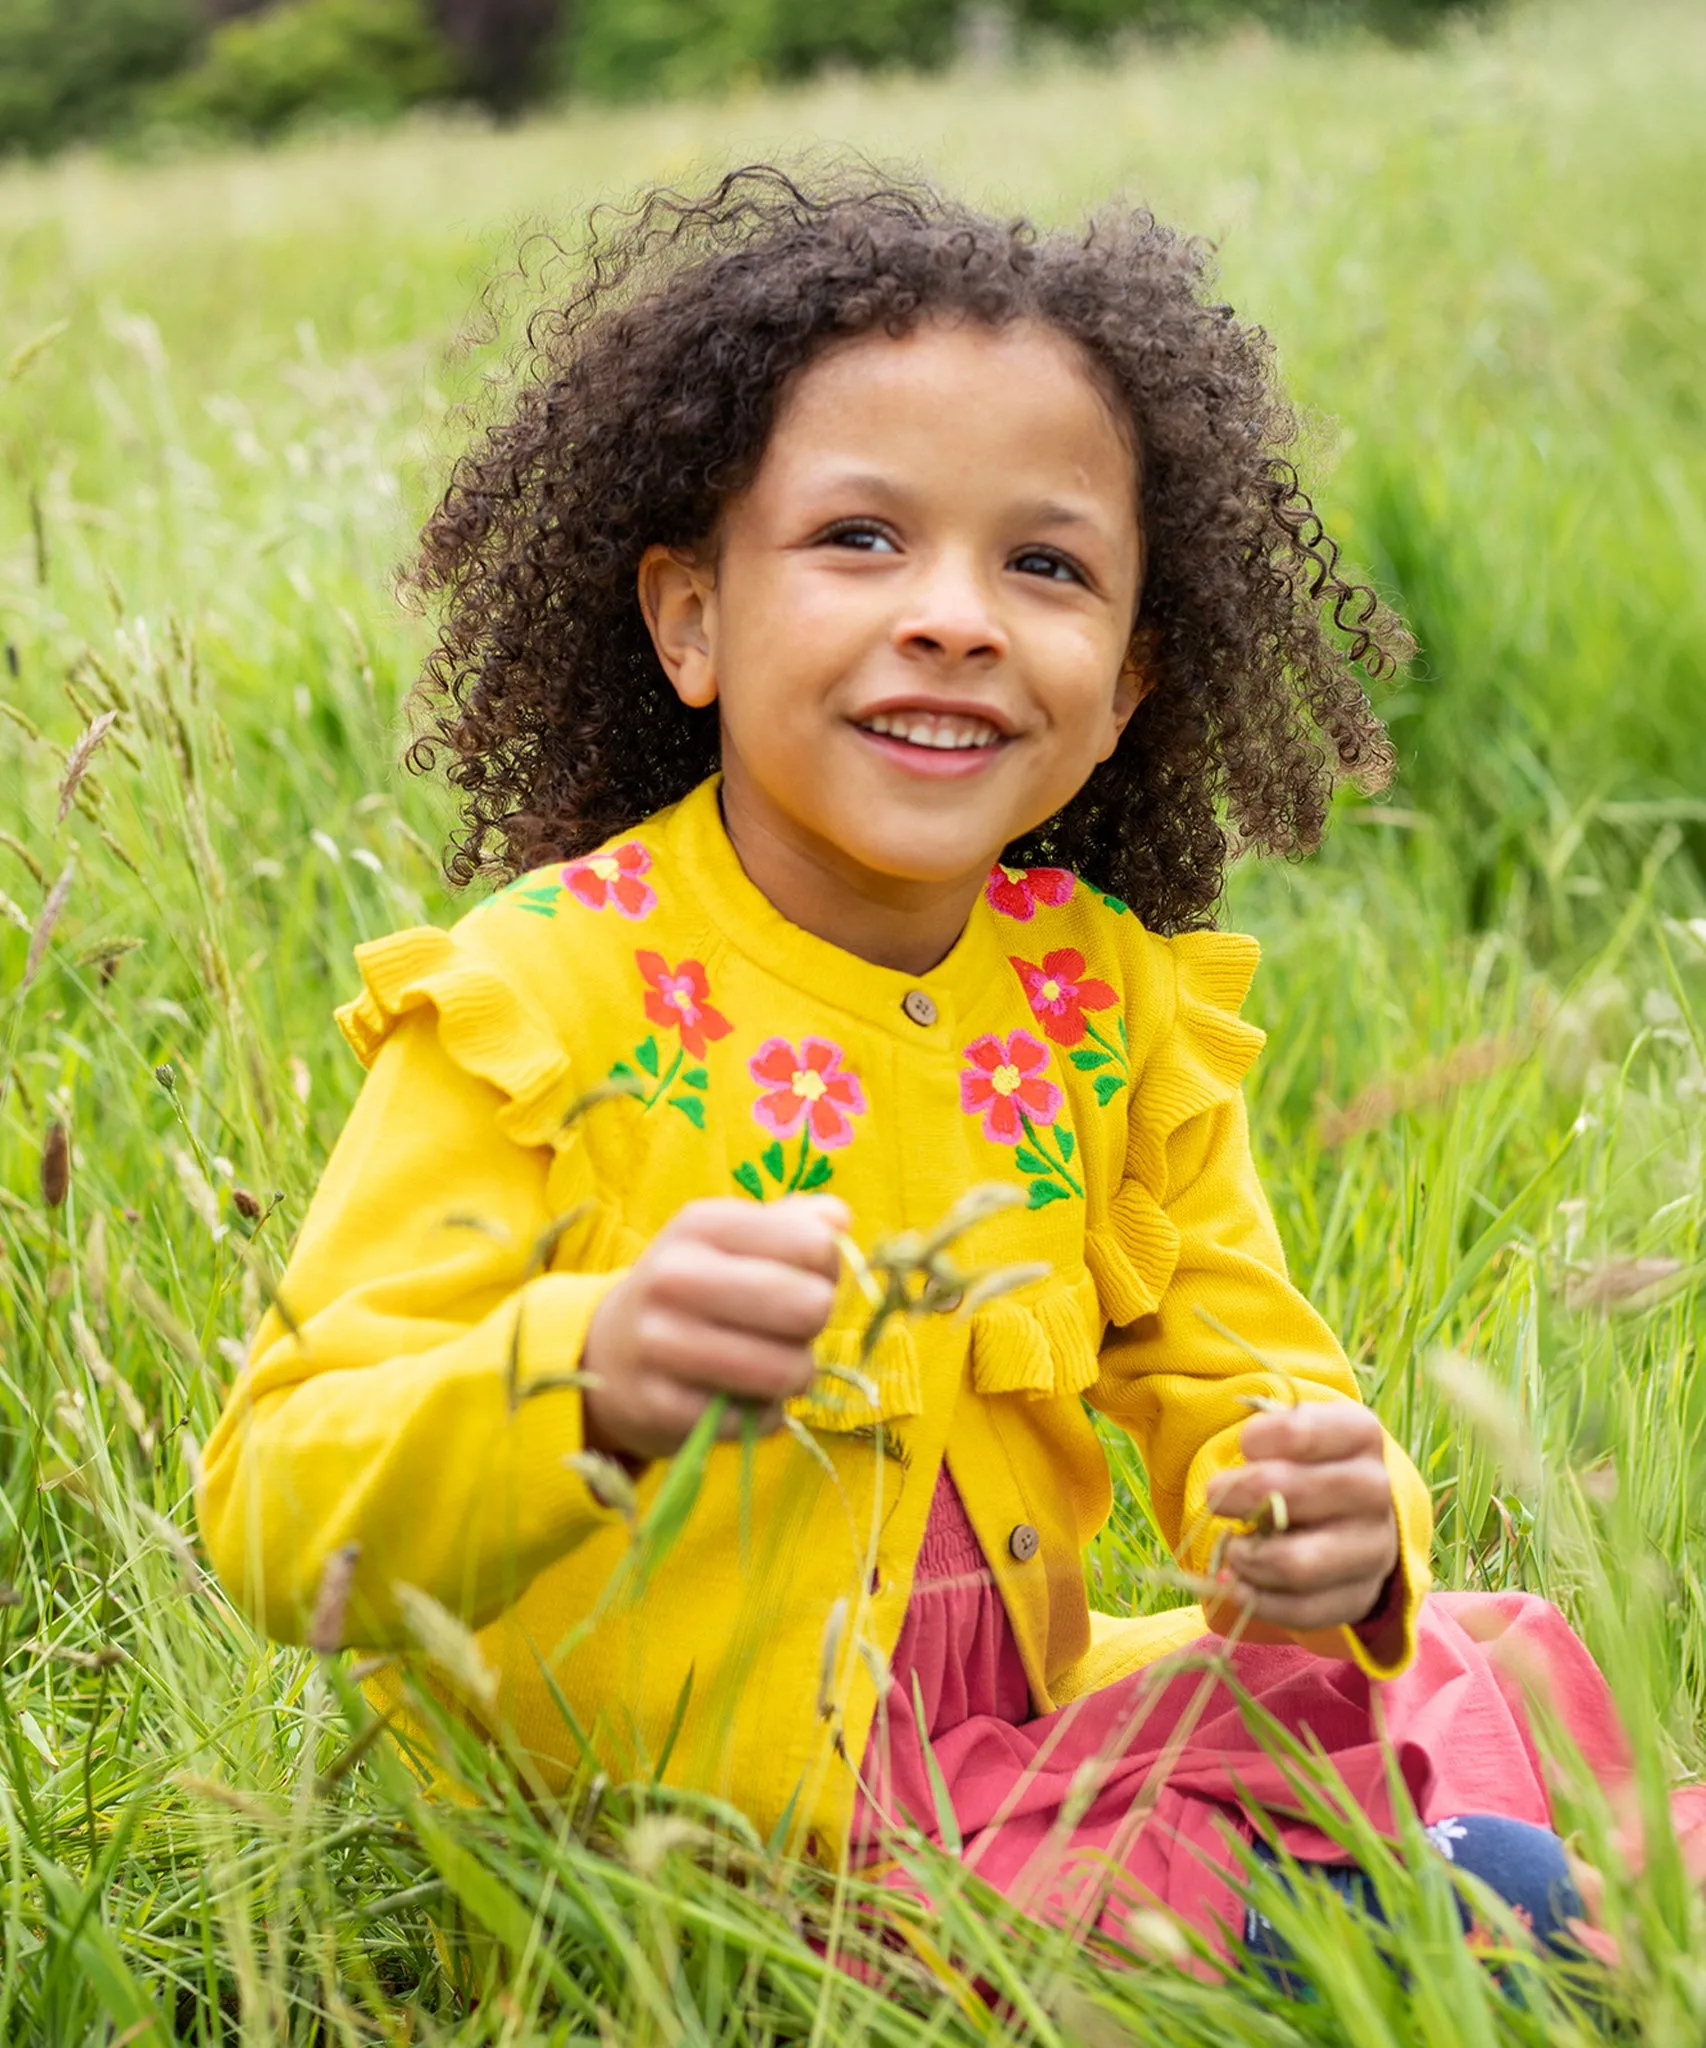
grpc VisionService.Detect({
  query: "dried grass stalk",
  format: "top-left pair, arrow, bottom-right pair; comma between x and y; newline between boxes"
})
22,859 -> 74,994
56,709 -> 118,827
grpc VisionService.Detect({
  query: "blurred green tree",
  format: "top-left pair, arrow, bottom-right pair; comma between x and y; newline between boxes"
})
0,0 -> 200,154
153,0 -> 454,137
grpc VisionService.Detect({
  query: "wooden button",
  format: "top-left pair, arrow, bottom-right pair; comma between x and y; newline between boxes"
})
1008,1523 -> 1040,1563
901,989 -> 938,1027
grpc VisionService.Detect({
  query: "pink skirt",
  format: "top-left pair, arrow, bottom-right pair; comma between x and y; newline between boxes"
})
851,1468 -> 1634,1952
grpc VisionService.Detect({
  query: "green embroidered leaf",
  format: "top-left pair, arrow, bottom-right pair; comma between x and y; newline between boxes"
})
761,1142 -> 786,1183
1057,1127 -> 1076,1164
636,1037 -> 660,1077
1093,1073 -> 1123,1107
1027,1179 -> 1070,1209
798,1154 -> 833,1192
1014,1146 -> 1050,1175
1069,1048 -> 1111,1071
1101,892 -> 1129,915
518,902 -> 557,918
668,1093 -> 706,1128
522,885 -> 559,902
683,1067 -> 709,1091
732,1161 -> 765,1201
609,1061 -> 635,1081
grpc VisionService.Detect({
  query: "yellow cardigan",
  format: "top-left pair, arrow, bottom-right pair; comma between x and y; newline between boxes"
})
200,776 -> 1432,1858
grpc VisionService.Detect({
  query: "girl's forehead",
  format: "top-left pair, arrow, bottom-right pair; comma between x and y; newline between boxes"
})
762,316 -> 1139,489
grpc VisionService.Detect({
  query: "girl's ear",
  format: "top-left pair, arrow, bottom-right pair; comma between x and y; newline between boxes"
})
1097,629 -> 1158,763
637,544 -> 718,709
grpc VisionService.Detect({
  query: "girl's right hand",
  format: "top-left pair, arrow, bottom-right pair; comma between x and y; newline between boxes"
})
578,1195 -> 847,1465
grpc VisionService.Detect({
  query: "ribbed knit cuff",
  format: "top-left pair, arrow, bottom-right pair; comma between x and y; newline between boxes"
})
503,1268 -> 633,1547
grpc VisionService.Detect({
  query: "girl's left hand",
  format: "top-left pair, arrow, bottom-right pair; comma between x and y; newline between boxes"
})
1203,1405 -> 1399,1633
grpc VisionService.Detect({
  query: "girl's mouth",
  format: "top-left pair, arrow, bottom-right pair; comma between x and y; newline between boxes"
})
857,709 -> 1006,752
851,709 -> 1011,780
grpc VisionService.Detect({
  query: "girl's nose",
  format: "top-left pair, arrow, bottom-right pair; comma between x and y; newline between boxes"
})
892,559 -> 1009,666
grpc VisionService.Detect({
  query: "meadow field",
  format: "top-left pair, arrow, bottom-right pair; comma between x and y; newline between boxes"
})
2,1 -> 1704,2038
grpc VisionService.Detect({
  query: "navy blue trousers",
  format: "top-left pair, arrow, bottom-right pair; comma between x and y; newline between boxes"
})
1243,1813 -> 1585,1982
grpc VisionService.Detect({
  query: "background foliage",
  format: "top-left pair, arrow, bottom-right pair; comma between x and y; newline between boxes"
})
3,0 -> 1490,153
0,0 -> 1704,2039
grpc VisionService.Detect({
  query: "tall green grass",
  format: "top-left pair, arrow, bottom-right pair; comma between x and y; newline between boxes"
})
1,1 -> 1703,2038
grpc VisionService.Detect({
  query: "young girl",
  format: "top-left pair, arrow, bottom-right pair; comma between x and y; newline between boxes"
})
200,167 -> 1626,1966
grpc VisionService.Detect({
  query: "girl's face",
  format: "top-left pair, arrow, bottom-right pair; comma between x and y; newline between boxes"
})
640,317 -> 1146,958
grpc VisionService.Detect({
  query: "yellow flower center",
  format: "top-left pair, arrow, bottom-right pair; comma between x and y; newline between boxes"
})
991,1063 -> 1022,1096
668,987 -> 692,1010
589,856 -> 619,882
792,1067 -> 827,1101
1039,979 -> 1062,1002
1000,864 -> 1027,885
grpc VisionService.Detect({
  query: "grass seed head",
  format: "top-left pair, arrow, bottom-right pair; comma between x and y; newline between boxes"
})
22,859 -> 74,994
817,1595 -> 849,1721
56,709 -> 118,828
567,1449 -> 639,1523
307,1540 -> 362,1654
392,1579 -> 498,1711
40,1119 -> 70,1207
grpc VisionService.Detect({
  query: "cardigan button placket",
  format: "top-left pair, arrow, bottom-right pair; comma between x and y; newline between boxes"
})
901,989 -> 938,1028
1008,1523 -> 1041,1563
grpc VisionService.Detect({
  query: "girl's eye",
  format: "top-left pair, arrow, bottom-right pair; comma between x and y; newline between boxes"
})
820,521 -> 896,554
1012,548 -> 1087,586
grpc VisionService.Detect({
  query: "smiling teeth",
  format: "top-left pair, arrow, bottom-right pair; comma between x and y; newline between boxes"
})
862,712 -> 1002,750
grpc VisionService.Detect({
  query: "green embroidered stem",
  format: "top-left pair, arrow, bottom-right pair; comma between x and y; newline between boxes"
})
1081,1017 -> 1128,1071
1021,1110 -> 1083,1196
642,1044 -> 684,1109
784,1128 -> 813,1192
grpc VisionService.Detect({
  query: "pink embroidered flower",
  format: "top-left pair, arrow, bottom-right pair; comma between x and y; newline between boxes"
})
985,864 -> 1075,921
1009,948 -> 1117,1047
562,841 -> 655,919
636,951 -> 732,1059
960,1030 -> 1063,1144
749,1037 -> 867,1150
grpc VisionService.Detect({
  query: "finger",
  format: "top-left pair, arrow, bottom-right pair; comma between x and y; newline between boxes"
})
613,1374 -> 717,1463
1207,1456 -> 1394,1529
1223,1523 -> 1398,1597
647,1239 -> 837,1342
674,1196 -> 849,1281
1222,1575 -> 1391,1635
1239,1402 -> 1384,1468
634,1307 -> 819,1402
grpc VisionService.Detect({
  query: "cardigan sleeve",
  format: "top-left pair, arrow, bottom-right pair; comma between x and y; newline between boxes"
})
197,992 -> 629,1652
1087,935 -> 1433,1680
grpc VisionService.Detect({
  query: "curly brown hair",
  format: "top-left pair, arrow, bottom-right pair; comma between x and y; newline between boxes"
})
406,161 -> 1407,933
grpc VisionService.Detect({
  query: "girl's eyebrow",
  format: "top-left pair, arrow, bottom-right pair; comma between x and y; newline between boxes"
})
804,469 -> 1110,534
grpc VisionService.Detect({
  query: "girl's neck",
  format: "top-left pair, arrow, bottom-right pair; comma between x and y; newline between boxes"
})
717,777 -> 987,978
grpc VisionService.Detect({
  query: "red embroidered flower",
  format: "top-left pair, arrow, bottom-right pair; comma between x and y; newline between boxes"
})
636,951 -> 731,1058
749,1037 -> 866,1150
562,841 -> 655,919
1009,948 -> 1117,1047
960,1030 -> 1063,1144
985,863 -> 1074,921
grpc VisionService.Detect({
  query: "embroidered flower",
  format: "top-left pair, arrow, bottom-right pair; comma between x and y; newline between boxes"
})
562,841 -> 655,919
985,864 -> 1074,921
960,1030 -> 1063,1145
1009,948 -> 1117,1047
1425,1817 -> 1470,1864
636,951 -> 731,1059
749,1037 -> 866,1150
